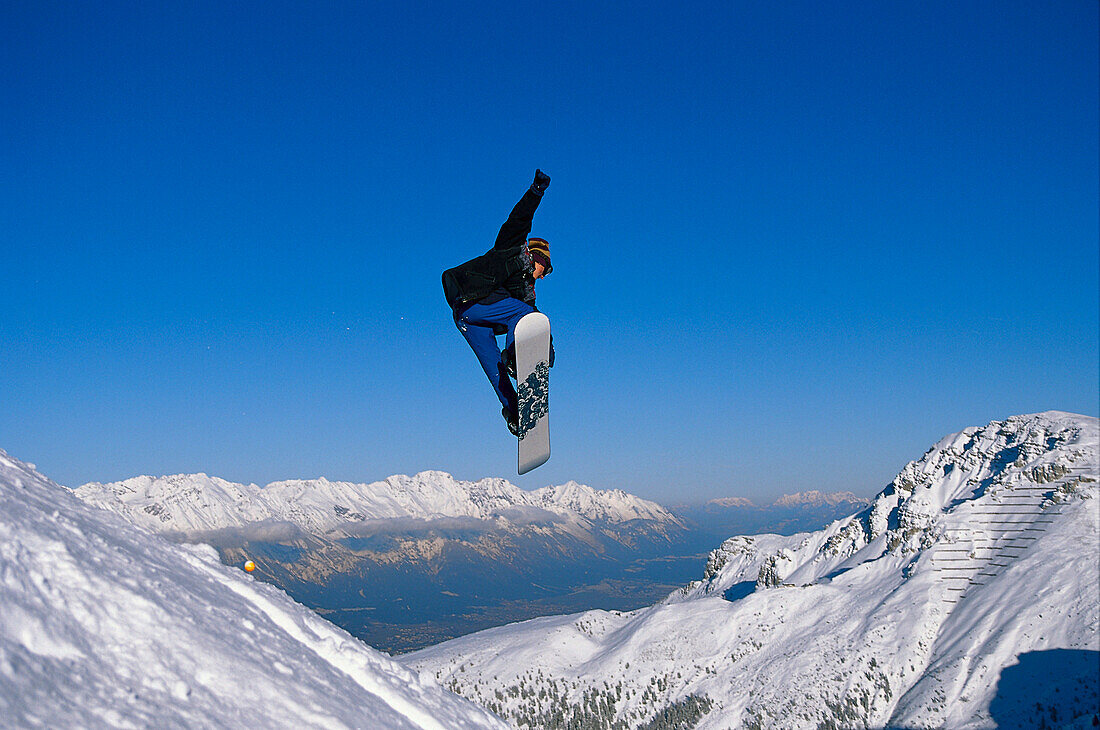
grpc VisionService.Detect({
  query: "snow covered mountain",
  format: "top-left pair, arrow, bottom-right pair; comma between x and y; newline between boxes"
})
771,489 -> 867,507
0,448 -> 507,729
406,412 -> 1100,729
74,472 -> 679,537
670,490 -> 871,548
74,471 -> 692,653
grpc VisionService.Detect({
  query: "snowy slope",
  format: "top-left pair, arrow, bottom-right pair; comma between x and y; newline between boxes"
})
0,449 -> 508,729
407,412 -> 1100,729
75,471 -> 679,536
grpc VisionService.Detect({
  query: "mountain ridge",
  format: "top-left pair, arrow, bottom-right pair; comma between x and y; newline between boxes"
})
406,411 -> 1100,729
75,471 -> 681,537
771,489 -> 866,507
694,491 -> 870,509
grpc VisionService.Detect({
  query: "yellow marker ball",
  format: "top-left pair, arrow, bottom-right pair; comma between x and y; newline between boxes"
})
244,560 -> 256,572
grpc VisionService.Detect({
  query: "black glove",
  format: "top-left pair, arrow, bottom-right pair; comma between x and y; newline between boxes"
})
532,169 -> 551,194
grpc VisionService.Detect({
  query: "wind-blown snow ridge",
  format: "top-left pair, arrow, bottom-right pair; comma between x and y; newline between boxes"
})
75,471 -> 678,536
0,449 -> 507,729
407,411 -> 1100,729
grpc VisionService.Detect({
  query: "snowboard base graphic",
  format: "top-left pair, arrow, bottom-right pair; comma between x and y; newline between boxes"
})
514,312 -> 550,475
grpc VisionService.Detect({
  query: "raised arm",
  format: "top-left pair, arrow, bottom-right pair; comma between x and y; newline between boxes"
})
493,170 -> 551,251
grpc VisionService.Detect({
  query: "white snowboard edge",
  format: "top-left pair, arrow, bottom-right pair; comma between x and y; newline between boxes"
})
515,312 -> 551,475
518,436 -> 550,474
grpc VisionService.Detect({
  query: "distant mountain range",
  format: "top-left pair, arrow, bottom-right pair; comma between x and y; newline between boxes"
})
75,471 -> 679,535
669,489 -> 871,548
72,467 -> 876,654
406,412 -> 1100,729
74,471 -> 697,652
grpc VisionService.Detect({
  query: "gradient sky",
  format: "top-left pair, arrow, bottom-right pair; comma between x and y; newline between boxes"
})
2,1 -> 1097,503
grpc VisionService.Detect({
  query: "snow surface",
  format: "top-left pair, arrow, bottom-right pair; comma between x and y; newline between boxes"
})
0,449 -> 508,729
407,412 -> 1100,729
74,472 -> 679,537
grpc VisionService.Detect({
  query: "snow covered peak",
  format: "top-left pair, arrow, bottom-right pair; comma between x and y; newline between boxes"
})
407,412 -> 1100,729
75,470 -> 680,536
530,481 -> 678,524
695,410 -> 1098,597
77,472 -> 275,532
771,490 -> 866,507
0,448 -> 506,729
706,496 -> 755,508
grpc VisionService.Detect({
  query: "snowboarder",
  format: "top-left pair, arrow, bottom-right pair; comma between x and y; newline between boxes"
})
442,170 -> 554,435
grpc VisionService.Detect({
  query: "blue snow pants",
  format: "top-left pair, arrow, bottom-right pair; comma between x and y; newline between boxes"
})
454,297 -> 536,417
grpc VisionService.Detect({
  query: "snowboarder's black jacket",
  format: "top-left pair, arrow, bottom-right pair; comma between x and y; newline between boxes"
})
442,186 -> 544,312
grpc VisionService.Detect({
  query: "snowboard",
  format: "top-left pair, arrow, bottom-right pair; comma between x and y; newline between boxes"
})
514,312 -> 551,474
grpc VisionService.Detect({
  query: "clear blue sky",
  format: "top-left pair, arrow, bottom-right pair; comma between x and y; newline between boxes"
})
2,1 -> 1096,503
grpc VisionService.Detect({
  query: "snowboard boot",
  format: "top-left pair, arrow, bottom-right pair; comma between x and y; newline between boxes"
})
502,406 -> 519,436
501,345 -> 517,380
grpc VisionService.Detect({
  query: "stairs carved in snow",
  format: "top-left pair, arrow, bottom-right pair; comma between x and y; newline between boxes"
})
929,474 -> 1078,604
